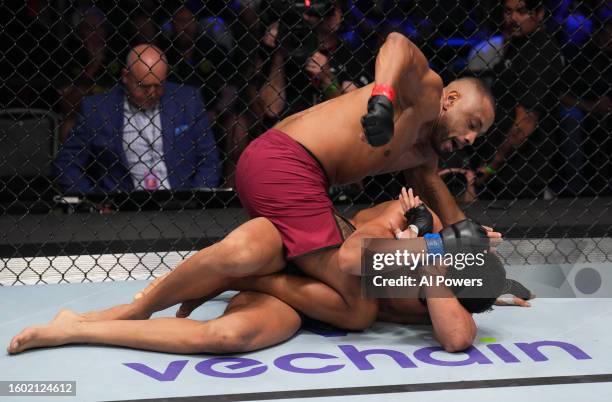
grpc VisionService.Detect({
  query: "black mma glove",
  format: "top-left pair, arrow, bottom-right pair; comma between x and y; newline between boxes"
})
503,279 -> 533,300
361,84 -> 395,147
405,204 -> 434,236
440,219 -> 489,254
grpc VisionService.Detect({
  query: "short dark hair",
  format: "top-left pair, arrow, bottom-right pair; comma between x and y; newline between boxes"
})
504,0 -> 544,12
455,77 -> 496,110
449,253 -> 507,314
522,0 -> 544,12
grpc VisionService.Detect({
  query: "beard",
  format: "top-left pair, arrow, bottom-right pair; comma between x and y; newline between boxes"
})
430,122 -> 451,156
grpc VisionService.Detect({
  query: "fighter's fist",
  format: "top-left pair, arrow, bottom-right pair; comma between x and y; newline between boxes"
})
440,219 -> 489,253
361,95 -> 394,146
361,84 -> 396,147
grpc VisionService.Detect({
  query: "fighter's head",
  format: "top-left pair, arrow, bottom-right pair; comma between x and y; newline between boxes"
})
451,252 -> 507,314
432,77 -> 495,155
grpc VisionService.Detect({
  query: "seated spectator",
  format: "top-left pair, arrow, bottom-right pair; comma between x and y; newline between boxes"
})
0,3 -> 61,109
161,5 -> 246,187
476,0 -> 564,199
129,10 -> 159,47
54,45 -> 221,195
246,0 -> 374,129
466,32 -> 506,87
439,168 -> 478,204
56,6 -> 121,142
558,16 -> 611,195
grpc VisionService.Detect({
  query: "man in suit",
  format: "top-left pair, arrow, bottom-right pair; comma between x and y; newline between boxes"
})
54,44 -> 221,194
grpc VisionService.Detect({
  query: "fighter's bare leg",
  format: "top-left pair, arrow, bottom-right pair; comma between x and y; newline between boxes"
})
8,292 -> 301,355
83,217 -> 286,321
237,249 -> 378,331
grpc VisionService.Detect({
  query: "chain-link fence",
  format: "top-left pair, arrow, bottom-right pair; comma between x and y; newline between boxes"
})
1,0 -> 610,285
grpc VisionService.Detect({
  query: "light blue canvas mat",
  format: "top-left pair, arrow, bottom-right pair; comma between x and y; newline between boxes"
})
1,280 -> 611,402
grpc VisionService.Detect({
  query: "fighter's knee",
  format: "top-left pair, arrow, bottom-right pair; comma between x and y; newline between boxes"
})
218,236 -> 260,275
200,323 -> 255,353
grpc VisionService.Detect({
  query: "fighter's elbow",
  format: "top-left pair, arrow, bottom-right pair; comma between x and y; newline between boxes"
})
385,31 -> 409,46
440,334 -> 474,353
380,32 -> 414,63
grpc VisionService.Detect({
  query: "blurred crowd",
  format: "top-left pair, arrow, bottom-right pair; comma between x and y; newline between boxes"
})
0,0 -> 610,202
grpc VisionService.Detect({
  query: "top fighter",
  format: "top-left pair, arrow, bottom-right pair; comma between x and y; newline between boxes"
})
231,31 -> 496,277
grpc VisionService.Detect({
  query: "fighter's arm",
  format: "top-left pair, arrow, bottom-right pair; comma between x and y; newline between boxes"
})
404,159 -> 466,226
337,201 -> 415,275
338,185 -> 450,275
234,271 -> 377,331
380,278 -> 479,353
374,32 -> 441,112
425,287 -> 477,352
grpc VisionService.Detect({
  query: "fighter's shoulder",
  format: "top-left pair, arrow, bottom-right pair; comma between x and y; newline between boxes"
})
359,205 -> 398,238
368,201 -> 402,230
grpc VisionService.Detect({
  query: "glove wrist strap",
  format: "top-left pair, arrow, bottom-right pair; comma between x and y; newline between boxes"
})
424,233 -> 444,256
371,84 -> 396,102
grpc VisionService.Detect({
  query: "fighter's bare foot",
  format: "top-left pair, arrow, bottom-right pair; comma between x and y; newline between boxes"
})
7,309 -> 81,355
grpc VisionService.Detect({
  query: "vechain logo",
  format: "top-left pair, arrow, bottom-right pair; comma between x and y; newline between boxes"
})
123,340 -> 591,381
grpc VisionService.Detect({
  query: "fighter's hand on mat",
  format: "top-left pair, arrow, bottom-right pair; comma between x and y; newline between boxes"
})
361,95 -> 394,146
134,272 -> 170,300
495,296 -> 532,307
495,279 -> 535,307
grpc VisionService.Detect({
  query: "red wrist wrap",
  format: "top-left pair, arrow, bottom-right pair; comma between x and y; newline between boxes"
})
371,84 -> 396,102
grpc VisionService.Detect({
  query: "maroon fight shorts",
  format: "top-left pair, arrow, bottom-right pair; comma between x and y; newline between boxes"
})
235,129 -> 344,259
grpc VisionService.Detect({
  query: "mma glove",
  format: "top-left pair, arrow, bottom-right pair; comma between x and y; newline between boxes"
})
425,219 -> 490,257
361,84 -> 395,146
503,278 -> 532,300
404,204 -> 434,236
440,218 -> 489,254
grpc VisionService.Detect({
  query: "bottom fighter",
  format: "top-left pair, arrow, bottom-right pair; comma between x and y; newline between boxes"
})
7,189 -> 532,356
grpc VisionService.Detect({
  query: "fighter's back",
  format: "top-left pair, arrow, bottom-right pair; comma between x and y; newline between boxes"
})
276,70 -> 442,185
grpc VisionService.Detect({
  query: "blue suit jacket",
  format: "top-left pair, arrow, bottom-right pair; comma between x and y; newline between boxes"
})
54,83 -> 221,194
